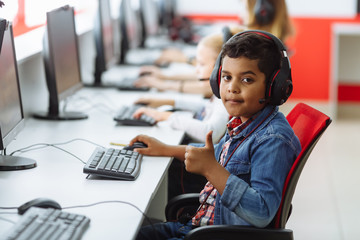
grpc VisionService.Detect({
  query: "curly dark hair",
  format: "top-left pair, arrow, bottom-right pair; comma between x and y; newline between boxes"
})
0,1 -> 4,8
221,32 -> 281,83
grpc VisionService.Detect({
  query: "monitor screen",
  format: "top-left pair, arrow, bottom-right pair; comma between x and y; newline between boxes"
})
157,0 -> 176,30
140,0 -> 160,37
33,5 -> 87,120
0,22 -> 24,150
0,21 -> 36,170
93,0 -> 117,85
99,0 -> 116,69
0,18 -> 5,54
118,0 -> 142,63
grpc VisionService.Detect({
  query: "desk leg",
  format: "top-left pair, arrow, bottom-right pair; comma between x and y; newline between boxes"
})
146,173 -> 168,221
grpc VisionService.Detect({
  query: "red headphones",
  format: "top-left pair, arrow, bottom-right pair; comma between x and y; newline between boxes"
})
254,0 -> 275,25
209,30 -> 292,106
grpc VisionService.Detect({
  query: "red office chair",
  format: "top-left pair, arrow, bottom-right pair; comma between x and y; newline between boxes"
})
165,103 -> 332,240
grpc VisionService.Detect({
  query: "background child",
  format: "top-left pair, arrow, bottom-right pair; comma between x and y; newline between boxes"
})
150,0 -> 294,67
133,33 -> 229,144
132,30 -> 301,240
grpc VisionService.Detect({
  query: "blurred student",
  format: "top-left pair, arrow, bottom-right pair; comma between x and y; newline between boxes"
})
152,0 -> 294,66
133,33 -> 228,144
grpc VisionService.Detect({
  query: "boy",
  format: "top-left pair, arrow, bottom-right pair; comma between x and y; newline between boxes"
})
131,31 -> 301,240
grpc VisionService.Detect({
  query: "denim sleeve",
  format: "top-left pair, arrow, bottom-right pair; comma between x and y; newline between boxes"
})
219,136 -> 298,227
188,143 -> 205,148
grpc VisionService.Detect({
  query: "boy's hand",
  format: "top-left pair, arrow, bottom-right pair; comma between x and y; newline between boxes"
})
184,131 -> 217,176
128,135 -> 166,156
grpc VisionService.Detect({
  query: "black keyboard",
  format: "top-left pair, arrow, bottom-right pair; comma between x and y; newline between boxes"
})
117,77 -> 150,91
83,147 -> 142,180
114,105 -> 156,126
3,207 -> 90,240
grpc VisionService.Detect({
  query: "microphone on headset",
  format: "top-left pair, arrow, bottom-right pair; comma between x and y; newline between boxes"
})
199,78 -> 210,81
259,98 -> 266,104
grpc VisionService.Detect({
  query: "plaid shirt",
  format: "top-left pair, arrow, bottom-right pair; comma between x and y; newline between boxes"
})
192,116 -> 254,226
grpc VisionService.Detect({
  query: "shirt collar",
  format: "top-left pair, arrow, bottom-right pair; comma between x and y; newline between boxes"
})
226,109 -> 265,137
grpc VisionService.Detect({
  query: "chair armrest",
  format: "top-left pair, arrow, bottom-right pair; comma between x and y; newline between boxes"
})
165,193 -> 199,221
184,225 -> 293,240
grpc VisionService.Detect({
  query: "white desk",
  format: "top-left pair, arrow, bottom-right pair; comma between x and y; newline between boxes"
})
0,87 -> 196,239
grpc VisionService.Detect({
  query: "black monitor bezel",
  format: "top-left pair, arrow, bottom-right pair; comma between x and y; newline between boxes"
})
0,18 -> 5,54
0,20 -> 37,171
93,0 -> 117,85
139,0 -> 160,39
0,21 -> 26,151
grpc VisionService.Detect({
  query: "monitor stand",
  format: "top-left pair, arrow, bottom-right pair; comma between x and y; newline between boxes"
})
0,155 -> 37,171
33,111 -> 88,121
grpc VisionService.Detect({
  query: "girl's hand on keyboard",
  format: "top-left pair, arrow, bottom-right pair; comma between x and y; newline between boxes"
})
134,98 -> 174,108
132,107 -> 172,122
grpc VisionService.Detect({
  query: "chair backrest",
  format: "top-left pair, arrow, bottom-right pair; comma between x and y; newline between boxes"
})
271,103 -> 332,228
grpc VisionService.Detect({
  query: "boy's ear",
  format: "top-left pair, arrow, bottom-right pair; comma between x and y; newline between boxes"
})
209,53 -> 223,98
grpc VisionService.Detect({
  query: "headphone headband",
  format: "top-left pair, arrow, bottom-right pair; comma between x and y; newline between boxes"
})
209,30 -> 293,106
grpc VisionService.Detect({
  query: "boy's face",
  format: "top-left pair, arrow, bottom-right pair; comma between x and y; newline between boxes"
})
220,56 -> 267,122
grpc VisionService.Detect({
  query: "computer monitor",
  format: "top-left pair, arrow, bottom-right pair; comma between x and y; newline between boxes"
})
0,18 -> 5,54
157,0 -> 176,30
118,0 -> 142,64
93,0 -> 117,86
139,0 -> 160,41
0,20 -> 37,171
33,5 -> 87,120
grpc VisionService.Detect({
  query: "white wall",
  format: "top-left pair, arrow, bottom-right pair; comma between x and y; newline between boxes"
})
176,0 -> 358,18
286,0 -> 357,18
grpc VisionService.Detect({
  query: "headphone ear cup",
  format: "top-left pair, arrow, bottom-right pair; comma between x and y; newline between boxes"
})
267,68 -> 293,105
210,53 -> 222,98
254,0 -> 275,25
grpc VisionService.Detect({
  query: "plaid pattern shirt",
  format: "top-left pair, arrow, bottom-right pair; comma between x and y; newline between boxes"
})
192,116 -> 253,226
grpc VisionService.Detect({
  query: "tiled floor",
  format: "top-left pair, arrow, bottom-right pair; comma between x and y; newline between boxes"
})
281,102 -> 360,240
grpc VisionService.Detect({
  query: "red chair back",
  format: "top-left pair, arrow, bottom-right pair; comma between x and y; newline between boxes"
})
272,103 -> 332,228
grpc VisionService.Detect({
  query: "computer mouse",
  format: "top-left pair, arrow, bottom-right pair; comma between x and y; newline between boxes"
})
123,141 -> 148,151
154,61 -> 170,68
18,198 -> 62,215
139,71 -> 151,77
157,105 -> 174,112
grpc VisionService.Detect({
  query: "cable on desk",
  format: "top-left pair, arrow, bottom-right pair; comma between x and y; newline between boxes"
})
65,200 -> 160,240
0,211 -> 18,225
9,138 -> 105,165
62,93 -> 117,115
0,215 -> 16,224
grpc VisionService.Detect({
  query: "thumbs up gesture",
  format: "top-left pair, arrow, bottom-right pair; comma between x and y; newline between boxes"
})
184,131 -> 217,176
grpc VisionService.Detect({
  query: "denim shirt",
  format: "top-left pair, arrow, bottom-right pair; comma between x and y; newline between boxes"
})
203,105 -> 301,228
